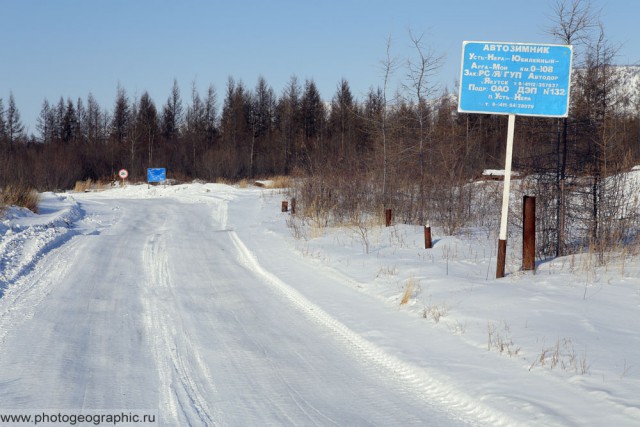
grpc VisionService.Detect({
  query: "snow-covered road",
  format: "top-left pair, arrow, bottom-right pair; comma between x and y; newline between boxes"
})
2,183 -> 639,426
0,190 -> 480,426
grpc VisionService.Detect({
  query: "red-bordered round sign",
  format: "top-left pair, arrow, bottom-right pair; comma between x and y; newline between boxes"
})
118,169 -> 129,179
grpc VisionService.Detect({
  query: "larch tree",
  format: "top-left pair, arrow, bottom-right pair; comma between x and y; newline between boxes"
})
36,99 -> 55,144
53,97 -> 65,142
328,78 -> 356,166
86,93 -> 103,145
300,79 -> 325,170
0,98 -> 6,144
161,79 -> 184,144
220,77 -> 251,176
76,97 -> 87,144
185,82 -> 206,173
203,84 -> 218,146
276,76 -> 302,175
61,98 -> 78,144
110,85 -> 130,172
6,93 -> 25,148
136,91 -> 159,166
250,76 -> 276,176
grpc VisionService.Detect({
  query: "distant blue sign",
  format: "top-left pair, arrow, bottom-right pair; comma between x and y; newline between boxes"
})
458,41 -> 573,117
147,168 -> 166,183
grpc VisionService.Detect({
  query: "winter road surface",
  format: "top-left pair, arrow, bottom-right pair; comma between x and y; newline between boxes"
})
0,188 -> 505,426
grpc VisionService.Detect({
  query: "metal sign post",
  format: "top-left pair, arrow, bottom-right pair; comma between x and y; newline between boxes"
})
458,41 -> 572,278
496,114 -> 515,278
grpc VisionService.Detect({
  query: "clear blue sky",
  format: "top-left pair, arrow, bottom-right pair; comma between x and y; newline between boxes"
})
2,0 -> 638,134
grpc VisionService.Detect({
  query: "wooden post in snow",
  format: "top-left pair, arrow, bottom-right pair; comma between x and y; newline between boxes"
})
424,225 -> 432,249
523,195 -> 536,271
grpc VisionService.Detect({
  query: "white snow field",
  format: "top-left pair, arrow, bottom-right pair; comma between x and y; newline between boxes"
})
0,182 -> 639,426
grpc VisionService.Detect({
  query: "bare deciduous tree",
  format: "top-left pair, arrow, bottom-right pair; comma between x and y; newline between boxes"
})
404,29 -> 443,224
546,0 -> 599,256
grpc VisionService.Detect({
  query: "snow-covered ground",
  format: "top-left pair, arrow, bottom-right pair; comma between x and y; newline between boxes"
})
0,182 -> 638,426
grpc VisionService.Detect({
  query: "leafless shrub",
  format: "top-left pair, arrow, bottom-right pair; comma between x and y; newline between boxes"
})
286,215 -> 307,240
620,359 -> 632,379
447,320 -> 467,335
529,338 -> 590,375
348,211 -> 378,254
422,302 -> 449,323
377,265 -> 398,277
487,321 -> 521,357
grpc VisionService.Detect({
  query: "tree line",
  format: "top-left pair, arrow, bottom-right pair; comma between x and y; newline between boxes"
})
1,0 -> 639,257
1,70 -> 505,189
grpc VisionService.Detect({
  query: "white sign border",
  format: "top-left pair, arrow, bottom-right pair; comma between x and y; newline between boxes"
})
458,40 -> 574,118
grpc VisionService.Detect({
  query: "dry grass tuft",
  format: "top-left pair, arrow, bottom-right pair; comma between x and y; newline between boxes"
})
400,277 -> 418,305
74,179 -> 108,193
1,184 -> 40,213
214,177 -> 234,185
268,175 -> 292,189
74,179 -> 93,193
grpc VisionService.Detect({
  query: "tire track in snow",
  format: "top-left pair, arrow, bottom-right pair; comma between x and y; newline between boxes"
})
141,232 -> 219,427
229,230 -> 523,427
222,293 -> 342,427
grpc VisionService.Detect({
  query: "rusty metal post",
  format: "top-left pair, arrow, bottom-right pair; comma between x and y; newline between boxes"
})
496,239 -> 507,278
385,208 -> 392,227
424,225 -> 432,249
523,195 -> 536,271
281,200 -> 288,212
291,197 -> 296,214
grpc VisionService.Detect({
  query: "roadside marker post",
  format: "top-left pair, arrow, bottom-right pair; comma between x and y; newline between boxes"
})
424,224 -> 432,249
523,195 -> 536,271
458,41 -> 572,278
118,169 -> 128,187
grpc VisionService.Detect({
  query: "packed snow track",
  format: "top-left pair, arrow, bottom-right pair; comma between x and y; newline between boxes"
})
0,185 -> 500,426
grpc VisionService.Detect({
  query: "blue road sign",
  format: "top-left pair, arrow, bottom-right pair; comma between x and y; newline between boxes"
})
147,168 -> 166,183
458,41 -> 573,117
